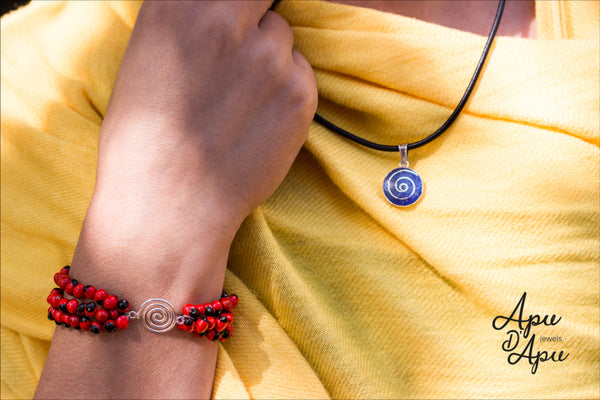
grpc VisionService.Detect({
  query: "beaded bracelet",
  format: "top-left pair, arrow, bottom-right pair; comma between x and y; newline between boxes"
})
46,266 -> 238,341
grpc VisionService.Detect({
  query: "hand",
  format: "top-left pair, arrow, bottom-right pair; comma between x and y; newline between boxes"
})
92,0 -> 317,240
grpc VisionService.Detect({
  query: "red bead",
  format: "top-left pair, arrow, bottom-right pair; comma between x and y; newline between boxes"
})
195,304 -> 205,315
68,315 -> 80,328
53,273 -> 62,286
58,275 -> 71,290
109,309 -> 120,320
205,316 -> 216,331
204,330 -> 216,341
221,297 -> 233,311
229,294 -> 238,308
53,310 -> 64,324
223,312 -> 233,323
196,318 -> 209,334
50,288 -> 63,295
95,308 -> 109,323
60,310 -> 71,324
66,299 -> 79,314
216,317 -> 228,332
84,285 -> 96,300
46,293 -> 56,305
183,321 -> 195,333
79,316 -> 91,331
64,281 -> 74,296
115,315 -> 129,330
49,295 -> 62,309
220,325 -> 233,341
211,300 -> 223,312
182,304 -> 195,316
94,289 -> 108,303
59,266 -> 70,275
72,284 -> 85,298
103,295 -> 118,310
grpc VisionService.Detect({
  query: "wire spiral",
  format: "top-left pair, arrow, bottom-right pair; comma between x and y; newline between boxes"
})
383,168 -> 423,207
137,299 -> 177,333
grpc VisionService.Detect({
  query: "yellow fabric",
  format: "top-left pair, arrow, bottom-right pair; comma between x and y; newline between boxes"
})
536,0 -> 600,39
2,1 -> 599,399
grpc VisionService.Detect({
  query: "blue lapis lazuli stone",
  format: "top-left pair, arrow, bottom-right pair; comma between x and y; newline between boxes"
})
382,167 -> 423,207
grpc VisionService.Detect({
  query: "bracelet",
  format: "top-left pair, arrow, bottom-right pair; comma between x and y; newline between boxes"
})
46,266 -> 238,342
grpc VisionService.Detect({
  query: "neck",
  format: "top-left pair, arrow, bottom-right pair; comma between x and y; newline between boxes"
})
327,0 -> 537,38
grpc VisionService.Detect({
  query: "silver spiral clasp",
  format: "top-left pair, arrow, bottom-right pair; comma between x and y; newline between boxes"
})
128,299 -> 178,333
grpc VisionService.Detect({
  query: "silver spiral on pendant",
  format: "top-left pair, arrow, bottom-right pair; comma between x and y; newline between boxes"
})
138,299 -> 177,333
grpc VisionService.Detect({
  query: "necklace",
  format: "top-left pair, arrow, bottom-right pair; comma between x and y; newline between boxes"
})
313,0 -> 506,207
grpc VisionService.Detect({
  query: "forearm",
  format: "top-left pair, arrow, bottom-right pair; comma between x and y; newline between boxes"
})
34,1 -> 316,397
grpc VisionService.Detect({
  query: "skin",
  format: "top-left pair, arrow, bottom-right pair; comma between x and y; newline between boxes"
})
330,0 -> 537,38
34,1 -> 535,399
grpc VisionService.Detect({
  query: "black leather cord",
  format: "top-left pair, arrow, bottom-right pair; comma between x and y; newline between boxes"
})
313,0 -> 506,152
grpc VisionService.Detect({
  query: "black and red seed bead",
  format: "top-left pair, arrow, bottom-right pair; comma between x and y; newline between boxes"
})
58,298 -> 69,313
83,285 -> 96,299
85,302 -> 97,317
76,303 -> 86,315
221,297 -> 233,311
196,317 -> 209,334
211,300 -> 223,312
189,307 -> 200,319
216,316 -> 228,332
182,304 -> 195,316
90,321 -> 102,334
195,304 -> 205,315
204,305 -> 215,316
117,299 -> 129,312
79,316 -> 91,331
104,320 -> 117,333
205,316 -> 216,331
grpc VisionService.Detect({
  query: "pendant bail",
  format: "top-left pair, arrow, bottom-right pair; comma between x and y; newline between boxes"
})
399,144 -> 409,168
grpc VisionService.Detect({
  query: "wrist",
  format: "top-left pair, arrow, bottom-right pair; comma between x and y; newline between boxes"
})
70,197 -> 236,308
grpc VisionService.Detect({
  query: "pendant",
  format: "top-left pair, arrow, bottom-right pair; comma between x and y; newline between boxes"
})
383,144 -> 423,207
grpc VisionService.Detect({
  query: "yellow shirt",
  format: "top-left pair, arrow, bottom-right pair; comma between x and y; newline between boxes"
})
1,1 -> 598,398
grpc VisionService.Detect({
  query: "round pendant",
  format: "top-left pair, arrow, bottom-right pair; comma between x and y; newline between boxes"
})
383,167 -> 423,207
